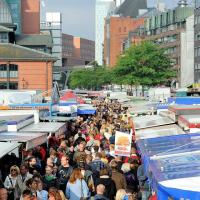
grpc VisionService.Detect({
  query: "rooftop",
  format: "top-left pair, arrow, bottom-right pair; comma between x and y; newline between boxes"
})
0,43 -> 57,61
16,33 -> 53,48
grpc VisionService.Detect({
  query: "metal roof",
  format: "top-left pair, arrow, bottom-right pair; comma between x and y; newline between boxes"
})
135,124 -> 185,140
0,115 -> 33,124
20,122 -> 66,134
0,132 -> 47,150
40,116 -> 76,122
0,142 -> 20,158
133,115 -> 174,130
16,34 -> 53,48
115,0 -> 147,18
0,43 -> 57,61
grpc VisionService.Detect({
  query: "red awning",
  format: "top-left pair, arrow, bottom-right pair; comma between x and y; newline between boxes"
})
60,91 -> 77,101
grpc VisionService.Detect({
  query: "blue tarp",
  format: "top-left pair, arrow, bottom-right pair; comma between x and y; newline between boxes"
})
77,108 -> 96,115
137,133 -> 200,199
157,183 -> 200,200
168,97 -> 200,105
59,102 -> 77,106
151,154 -> 200,199
137,133 -> 200,173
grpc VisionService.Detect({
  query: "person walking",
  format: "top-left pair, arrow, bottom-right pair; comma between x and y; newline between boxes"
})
65,168 -> 90,200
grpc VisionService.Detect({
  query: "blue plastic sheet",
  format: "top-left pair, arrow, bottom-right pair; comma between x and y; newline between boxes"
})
157,183 -> 200,200
151,154 -> 200,199
168,97 -> 200,105
137,133 -> 200,199
77,108 -> 96,115
137,133 -> 200,173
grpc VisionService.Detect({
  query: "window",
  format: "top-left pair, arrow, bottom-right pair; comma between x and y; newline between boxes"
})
0,64 -> 18,78
0,82 -> 18,89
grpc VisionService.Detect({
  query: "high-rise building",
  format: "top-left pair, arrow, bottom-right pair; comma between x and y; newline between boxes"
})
41,12 -> 62,81
95,0 -> 116,66
104,16 -> 144,66
115,0 -> 147,18
0,0 -> 40,34
194,0 -> 200,82
144,1 -> 194,87
21,0 -> 40,34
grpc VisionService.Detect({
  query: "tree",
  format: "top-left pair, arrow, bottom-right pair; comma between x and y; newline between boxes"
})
114,41 -> 176,91
69,66 -> 112,90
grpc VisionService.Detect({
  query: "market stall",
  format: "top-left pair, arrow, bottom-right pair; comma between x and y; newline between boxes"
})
20,122 -> 66,137
77,104 -> 96,115
0,142 -> 21,158
0,132 -> 47,150
178,115 -> 200,133
133,115 -> 174,130
168,104 -> 200,122
135,124 -> 185,140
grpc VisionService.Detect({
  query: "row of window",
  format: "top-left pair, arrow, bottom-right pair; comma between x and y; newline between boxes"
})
195,63 -> 200,69
165,47 -> 177,54
146,23 -> 185,36
0,82 -> 18,90
0,64 -> 18,78
195,0 -> 200,8
154,34 -> 178,44
195,15 -> 200,25
195,47 -> 200,57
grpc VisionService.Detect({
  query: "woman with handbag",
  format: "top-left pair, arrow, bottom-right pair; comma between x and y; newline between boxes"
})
4,165 -> 20,200
65,168 -> 90,200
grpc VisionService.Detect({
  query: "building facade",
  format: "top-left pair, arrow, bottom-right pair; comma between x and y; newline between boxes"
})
73,37 -> 95,65
194,0 -> 200,82
95,0 -> 116,66
144,4 -> 194,87
41,12 -> 62,81
0,43 -> 56,93
104,16 -> 145,66
21,0 -> 40,34
62,34 -> 95,68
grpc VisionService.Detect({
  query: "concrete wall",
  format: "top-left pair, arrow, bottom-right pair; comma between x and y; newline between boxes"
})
180,14 -> 194,87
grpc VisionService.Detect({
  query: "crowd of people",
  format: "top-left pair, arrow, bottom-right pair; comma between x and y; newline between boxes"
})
0,99 -> 155,200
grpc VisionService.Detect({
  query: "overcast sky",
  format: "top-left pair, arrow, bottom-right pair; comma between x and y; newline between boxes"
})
41,0 -> 193,41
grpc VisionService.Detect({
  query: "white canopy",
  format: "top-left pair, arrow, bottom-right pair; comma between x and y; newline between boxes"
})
135,124 -> 185,140
20,122 -> 66,136
133,115 -> 174,130
159,176 -> 200,193
0,132 -> 47,150
0,142 -> 20,158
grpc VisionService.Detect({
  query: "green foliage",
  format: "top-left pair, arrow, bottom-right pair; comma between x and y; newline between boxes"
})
69,41 -> 176,90
114,41 -> 176,87
69,67 -> 112,90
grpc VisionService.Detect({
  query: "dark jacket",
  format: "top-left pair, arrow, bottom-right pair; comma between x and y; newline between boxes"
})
124,171 -> 138,192
58,165 -> 73,191
95,176 -> 116,200
42,175 -> 58,190
111,170 -> 127,190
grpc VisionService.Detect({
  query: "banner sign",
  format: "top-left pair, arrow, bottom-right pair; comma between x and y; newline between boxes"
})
115,131 -> 132,157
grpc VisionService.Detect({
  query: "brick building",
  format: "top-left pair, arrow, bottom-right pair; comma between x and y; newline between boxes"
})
0,43 -> 56,93
62,34 -> 95,68
21,0 -> 40,34
104,16 -> 145,66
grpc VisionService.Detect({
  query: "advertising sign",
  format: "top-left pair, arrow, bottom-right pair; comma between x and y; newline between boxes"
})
115,131 -> 132,157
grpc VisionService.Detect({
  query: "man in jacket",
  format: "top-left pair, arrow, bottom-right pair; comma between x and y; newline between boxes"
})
15,164 -> 33,200
58,155 -> 73,193
110,160 -> 127,190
